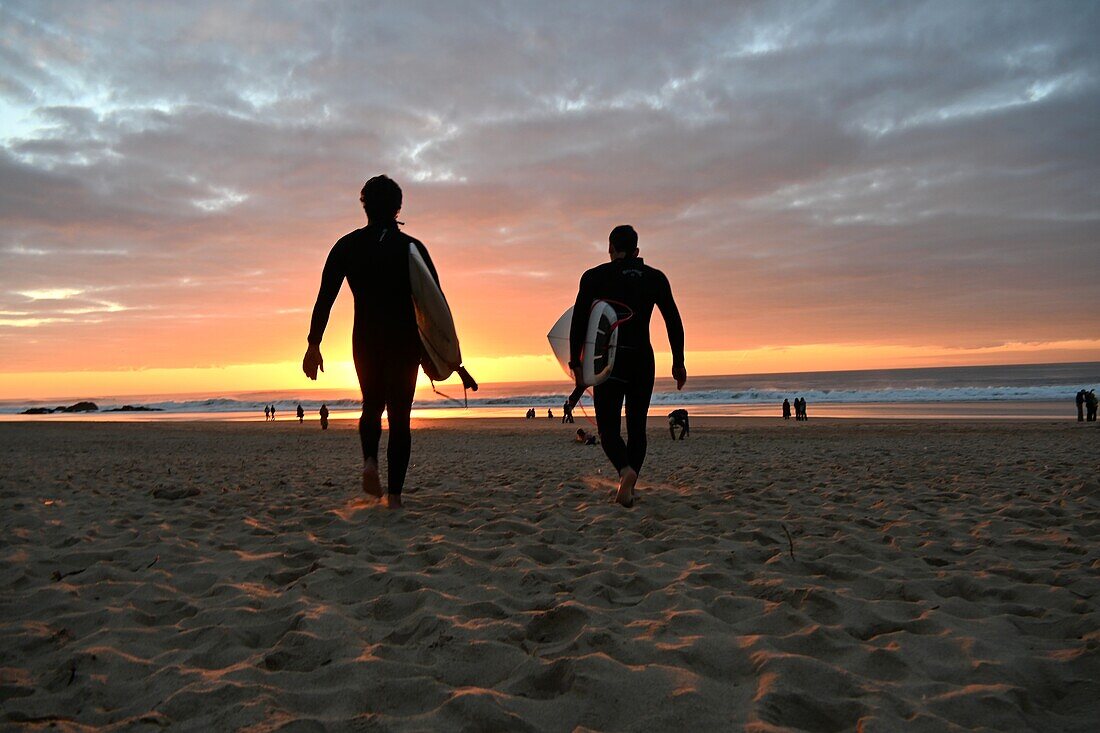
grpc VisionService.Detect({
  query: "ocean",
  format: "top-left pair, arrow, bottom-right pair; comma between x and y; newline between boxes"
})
2,362 -> 1096,421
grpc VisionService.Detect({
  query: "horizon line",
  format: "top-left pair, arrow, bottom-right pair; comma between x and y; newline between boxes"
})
2,358 -> 1097,405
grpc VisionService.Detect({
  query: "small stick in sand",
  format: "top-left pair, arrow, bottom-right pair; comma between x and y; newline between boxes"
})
781,523 -> 795,560
51,568 -> 87,582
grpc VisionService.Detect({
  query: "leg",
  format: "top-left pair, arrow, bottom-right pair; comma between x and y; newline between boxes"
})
593,379 -> 629,473
681,418 -> 689,439
355,355 -> 386,499
383,358 -> 420,503
623,354 -> 655,474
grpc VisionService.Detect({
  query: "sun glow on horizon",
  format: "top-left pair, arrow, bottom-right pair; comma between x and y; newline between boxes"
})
3,340 -> 1098,402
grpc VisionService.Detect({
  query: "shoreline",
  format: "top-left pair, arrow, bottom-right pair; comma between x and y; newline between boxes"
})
0,399 -> 1083,423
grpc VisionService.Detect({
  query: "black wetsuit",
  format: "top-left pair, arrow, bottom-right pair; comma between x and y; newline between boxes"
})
307,222 -> 438,494
668,409 -> 690,440
569,257 -> 684,474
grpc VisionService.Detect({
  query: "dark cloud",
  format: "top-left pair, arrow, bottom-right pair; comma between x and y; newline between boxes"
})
1,0 -> 1098,372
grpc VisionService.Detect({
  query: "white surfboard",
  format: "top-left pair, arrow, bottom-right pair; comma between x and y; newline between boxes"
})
409,243 -> 477,391
546,300 -> 620,387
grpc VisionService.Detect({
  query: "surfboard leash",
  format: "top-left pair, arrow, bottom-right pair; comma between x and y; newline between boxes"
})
429,380 -> 469,408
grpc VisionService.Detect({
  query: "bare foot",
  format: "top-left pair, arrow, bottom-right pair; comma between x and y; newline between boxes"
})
362,460 -> 383,499
384,493 -> 403,510
615,468 -> 638,508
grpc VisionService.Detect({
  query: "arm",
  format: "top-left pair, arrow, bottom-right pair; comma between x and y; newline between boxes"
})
655,272 -> 687,388
569,271 -> 594,371
303,242 -> 345,379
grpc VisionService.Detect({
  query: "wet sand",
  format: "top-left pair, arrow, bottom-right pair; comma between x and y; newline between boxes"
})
1,419 -> 1097,731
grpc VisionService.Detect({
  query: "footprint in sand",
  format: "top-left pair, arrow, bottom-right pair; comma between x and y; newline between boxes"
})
524,604 -> 589,645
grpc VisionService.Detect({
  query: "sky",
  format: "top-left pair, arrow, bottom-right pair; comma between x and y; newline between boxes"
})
1,1 -> 1098,399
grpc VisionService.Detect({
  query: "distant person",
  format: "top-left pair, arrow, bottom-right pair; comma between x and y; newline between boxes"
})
547,408 -> 554,420
319,403 -> 329,430
782,398 -> 791,420
569,225 -> 685,507
525,408 -> 535,419
1087,390 -> 1098,422
575,428 -> 598,445
264,405 -> 270,421
562,401 -> 575,424
668,409 -> 690,440
304,175 -> 447,509
297,403 -> 305,423
270,404 -> 276,420
1077,390 -> 1087,421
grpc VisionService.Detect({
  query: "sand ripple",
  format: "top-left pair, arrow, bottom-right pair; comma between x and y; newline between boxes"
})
1,420 -> 1097,731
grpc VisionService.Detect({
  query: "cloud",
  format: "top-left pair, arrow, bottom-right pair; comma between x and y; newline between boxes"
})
1,0 -> 1098,376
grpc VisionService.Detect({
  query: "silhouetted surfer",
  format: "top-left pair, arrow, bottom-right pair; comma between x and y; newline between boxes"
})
668,409 -> 689,440
569,225 -> 686,507
303,175 -> 440,509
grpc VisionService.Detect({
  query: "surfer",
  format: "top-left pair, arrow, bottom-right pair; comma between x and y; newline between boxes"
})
303,175 -> 440,509
668,409 -> 690,440
575,428 -> 598,445
569,225 -> 686,507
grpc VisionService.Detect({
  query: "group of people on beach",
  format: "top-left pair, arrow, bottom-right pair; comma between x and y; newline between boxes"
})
303,175 -> 684,508
267,402 -> 330,429
782,397 -> 808,420
1076,389 -> 1098,422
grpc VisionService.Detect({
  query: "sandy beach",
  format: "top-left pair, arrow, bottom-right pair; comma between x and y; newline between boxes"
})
1,418 -> 1097,731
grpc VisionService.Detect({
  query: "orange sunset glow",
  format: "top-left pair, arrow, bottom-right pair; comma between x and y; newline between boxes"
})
2,4 -> 1099,401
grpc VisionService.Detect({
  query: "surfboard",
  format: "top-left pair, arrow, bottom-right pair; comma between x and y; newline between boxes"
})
409,243 -> 477,391
546,300 -> 621,387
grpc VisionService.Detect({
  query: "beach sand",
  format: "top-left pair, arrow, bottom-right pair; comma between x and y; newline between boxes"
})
1,418 -> 1097,731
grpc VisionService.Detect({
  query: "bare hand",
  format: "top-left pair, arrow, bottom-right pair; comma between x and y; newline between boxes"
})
672,365 -> 687,390
303,344 -> 324,380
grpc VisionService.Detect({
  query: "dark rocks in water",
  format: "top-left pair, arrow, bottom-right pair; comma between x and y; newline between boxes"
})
59,402 -> 99,413
20,401 -> 99,414
105,405 -> 163,412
